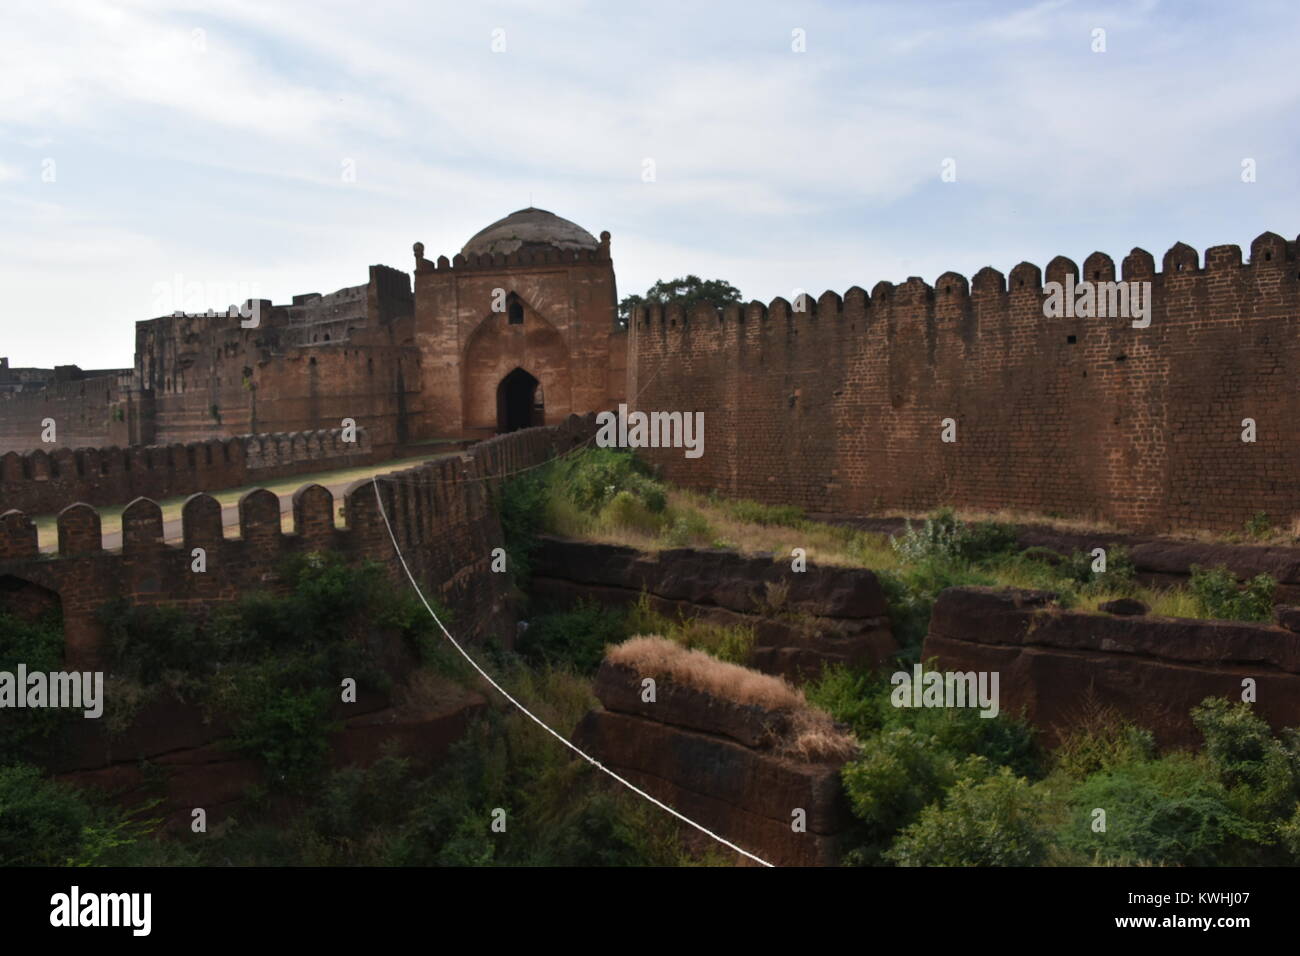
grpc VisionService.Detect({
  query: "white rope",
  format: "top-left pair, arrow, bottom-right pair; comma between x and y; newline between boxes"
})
370,478 -> 775,867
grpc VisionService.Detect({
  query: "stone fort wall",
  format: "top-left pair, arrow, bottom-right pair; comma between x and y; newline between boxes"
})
0,414 -> 597,673
628,231 -> 1300,533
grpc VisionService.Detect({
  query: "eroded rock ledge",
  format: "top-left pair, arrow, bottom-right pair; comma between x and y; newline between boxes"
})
531,535 -> 896,679
573,641 -> 857,866
923,586 -> 1300,747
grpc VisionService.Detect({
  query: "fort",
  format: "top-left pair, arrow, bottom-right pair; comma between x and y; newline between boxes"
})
6,212 -> 1298,535
5,212 -> 1300,865
0,207 -> 626,457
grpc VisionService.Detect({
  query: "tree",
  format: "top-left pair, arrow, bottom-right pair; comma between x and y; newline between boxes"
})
617,275 -> 743,326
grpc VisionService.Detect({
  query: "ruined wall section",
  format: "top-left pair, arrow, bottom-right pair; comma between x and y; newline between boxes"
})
629,232 -> 1300,532
135,265 -> 421,451
0,371 -> 133,454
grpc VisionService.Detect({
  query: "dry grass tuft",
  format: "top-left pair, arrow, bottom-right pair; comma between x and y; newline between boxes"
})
608,636 -> 857,761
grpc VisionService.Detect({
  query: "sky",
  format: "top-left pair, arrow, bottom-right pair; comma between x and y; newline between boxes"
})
1,0 -> 1298,369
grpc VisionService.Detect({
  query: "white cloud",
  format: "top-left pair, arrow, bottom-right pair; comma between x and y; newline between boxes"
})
0,0 -> 1298,366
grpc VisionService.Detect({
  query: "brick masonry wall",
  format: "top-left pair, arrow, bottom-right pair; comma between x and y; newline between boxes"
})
629,233 -> 1300,533
0,372 -> 129,453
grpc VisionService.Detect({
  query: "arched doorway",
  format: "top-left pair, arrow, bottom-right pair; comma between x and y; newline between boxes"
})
497,367 -> 543,432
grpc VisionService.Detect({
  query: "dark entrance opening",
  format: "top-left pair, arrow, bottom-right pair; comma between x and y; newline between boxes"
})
497,367 -> 542,433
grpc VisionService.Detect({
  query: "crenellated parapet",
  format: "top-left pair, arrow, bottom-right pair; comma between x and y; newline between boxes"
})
629,231 -> 1298,339
0,425 -> 375,515
0,414 -> 600,669
628,230 -> 1300,533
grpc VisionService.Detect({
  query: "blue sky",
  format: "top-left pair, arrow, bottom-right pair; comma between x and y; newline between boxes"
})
1,0 -> 1298,368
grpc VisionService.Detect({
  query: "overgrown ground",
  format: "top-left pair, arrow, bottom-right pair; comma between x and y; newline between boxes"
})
497,447 -> 1300,866
500,446 -> 1282,658
5,446 -> 1296,867
0,553 -> 717,867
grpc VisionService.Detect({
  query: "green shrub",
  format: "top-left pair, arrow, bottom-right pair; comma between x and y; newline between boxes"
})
0,764 -> 90,865
1193,697 -> 1299,815
956,521 -> 1020,562
805,666 -> 894,740
891,509 -> 963,563
1059,753 -> 1266,866
0,612 -> 68,762
0,764 -> 155,866
891,510 -> 1019,565
552,447 -> 665,514
1061,544 -> 1138,595
600,489 -> 667,535
662,510 -> 713,547
726,499 -> 805,528
878,560 -> 996,659
494,467 -> 551,585
1052,707 -> 1156,781
1245,511 -> 1272,539
229,684 -> 335,790
101,601 -> 216,688
886,762 -> 1051,866
1188,565 -> 1275,621
841,727 -> 958,862
903,702 -> 1043,781
519,601 -> 628,673
100,552 -> 420,789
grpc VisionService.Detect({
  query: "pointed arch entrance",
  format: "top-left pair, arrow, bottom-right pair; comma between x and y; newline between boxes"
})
497,367 -> 543,432
461,294 -> 571,438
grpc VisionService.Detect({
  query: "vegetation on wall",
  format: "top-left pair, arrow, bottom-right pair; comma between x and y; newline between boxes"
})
0,552 -> 711,867
0,610 -> 72,764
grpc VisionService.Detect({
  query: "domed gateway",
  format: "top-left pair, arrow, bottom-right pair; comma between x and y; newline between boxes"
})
461,207 -> 601,259
411,208 -> 624,439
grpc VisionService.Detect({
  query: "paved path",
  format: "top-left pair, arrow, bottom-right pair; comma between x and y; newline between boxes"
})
43,475 -> 386,554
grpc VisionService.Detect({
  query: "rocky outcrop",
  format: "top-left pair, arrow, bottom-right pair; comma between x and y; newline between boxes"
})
573,650 -> 857,866
923,587 -> 1300,747
531,536 -> 896,679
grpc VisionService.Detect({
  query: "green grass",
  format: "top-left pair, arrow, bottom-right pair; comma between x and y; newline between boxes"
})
498,451 -> 1277,631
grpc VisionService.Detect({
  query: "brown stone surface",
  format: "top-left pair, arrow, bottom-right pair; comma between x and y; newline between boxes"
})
1098,597 -> 1149,616
572,708 -> 851,866
923,586 -> 1300,747
532,535 -> 896,679
1275,605 -> 1300,633
592,660 -> 790,747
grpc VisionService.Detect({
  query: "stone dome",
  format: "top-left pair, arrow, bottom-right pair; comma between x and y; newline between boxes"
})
461,207 -> 599,258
